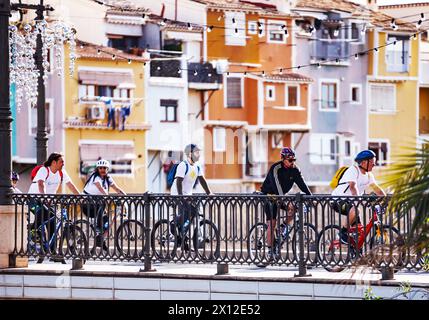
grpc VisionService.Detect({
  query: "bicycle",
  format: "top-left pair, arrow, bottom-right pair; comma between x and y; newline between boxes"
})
317,203 -> 402,272
247,205 -> 317,265
76,201 -> 144,257
151,211 -> 220,261
28,205 -> 88,263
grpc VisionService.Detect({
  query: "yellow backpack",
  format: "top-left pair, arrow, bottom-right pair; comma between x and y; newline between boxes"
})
329,166 -> 349,189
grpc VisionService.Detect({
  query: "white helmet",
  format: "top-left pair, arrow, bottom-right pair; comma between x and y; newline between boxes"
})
96,159 -> 110,169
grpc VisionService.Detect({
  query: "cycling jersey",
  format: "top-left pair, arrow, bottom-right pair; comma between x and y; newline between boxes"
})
261,161 -> 312,195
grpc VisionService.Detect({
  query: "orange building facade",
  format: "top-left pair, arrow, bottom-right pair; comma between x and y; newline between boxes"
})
202,2 -> 313,192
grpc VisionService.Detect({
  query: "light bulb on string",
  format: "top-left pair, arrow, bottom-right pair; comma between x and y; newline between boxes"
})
390,19 -> 397,30
217,15 -> 222,21
416,20 -> 422,29
284,28 -> 289,38
177,68 -> 182,74
128,59 -> 131,64
335,58 -> 340,64
361,24 -> 367,36
112,54 -> 116,60
194,70 -> 198,76
354,53 -> 359,60
317,63 -> 321,69
97,49 -> 101,55
333,26 -> 340,37
207,25 -> 213,32
279,68 -> 283,75
232,17 -> 236,26
421,13 -> 425,22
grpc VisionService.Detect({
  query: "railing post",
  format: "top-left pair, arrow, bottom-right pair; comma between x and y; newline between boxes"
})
294,193 -> 311,277
140,192 -> 155,272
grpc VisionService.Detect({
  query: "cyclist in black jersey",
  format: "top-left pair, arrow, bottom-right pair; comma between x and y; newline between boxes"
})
260,147 -> 312,254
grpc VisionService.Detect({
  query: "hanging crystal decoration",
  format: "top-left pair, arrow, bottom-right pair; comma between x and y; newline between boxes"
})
9,19 -> 77,111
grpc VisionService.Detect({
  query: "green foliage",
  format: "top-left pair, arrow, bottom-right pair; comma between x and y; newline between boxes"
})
363,287 -> 381,300
382,143 -> 429,250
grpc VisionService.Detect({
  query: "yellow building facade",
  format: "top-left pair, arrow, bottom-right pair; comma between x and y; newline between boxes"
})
63,42 -> 150,193
367,28 -> 419,169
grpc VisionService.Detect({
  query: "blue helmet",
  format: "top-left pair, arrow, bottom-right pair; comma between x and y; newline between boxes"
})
354,150 -> 376,163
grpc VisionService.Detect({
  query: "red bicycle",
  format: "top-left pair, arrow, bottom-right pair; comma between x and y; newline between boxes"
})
317,204 -> 402,272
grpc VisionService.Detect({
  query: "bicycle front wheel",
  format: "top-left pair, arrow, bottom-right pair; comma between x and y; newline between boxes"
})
192,219 -> 220,261
60,224 -> 88,258
151,219 -> 177,260
115,220 -> 144,259
291,223 -> 318,265
369,225 -> 402,268
247,222 -> 268,263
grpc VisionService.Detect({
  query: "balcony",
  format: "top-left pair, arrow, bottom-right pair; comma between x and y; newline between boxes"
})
311,40 -> 350,62
187,62 -> 222,90
245,162 -> 267,179
150,59 -> 182,78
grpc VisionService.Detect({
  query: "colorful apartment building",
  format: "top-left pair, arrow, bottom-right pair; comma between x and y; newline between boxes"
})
200,0 -> 313,192
63,42 -> 150,193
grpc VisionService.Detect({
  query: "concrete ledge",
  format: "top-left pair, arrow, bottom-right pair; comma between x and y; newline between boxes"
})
0,206 -> 15,214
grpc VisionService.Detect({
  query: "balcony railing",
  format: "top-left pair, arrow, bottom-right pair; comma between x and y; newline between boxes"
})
187,62 -> 222,90
311,40 -> 350,61
150,59 -> 182,78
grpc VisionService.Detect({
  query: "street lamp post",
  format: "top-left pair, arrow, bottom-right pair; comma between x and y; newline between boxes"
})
0,0 -> 13,205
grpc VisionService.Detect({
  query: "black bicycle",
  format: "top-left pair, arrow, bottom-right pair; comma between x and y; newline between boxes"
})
151,212 -> 220,261
247,205 -> 317,265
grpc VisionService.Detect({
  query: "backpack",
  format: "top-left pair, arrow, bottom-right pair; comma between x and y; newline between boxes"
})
329,166 -> 349,189
31,165 -> 63,183
166,161 -> 200,189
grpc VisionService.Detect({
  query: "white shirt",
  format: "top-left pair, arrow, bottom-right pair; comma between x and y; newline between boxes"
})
170,160 -> 203,195
12,186 -> 22,194
83,174 -> 115,195
332,165 -> 376,196
28,166 -> 71,194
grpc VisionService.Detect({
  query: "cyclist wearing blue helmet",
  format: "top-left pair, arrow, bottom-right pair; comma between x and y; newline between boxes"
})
332,150 -> 386,243
260,147 -> 312,255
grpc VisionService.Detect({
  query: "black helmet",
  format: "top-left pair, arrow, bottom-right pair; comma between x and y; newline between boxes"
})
184,144 -> 201,154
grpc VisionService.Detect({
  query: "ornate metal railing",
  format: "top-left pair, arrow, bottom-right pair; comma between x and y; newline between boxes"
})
11,193 -> 427,273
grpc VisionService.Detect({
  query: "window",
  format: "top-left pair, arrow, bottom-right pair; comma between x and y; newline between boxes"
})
386,35 -> 409,72
225,11 -> 246,46
267,20 -> 286,44
370,84 -> 395,112
160,99 -> 178,122
225,76 -> 243,108
79,85 -> 131,100
351,23 -> 360,41
310,134 -> 337,164
108,36 -> 139,52
258,19 -> 265,37
79,140 -> 135,175
266,85 -> 275,101
350,84 -> 361,104
271,132 -> 283,149
248,21 -> 257,35
344,140 -> 352,158
287,86 -> 299,107
213,127 -> 226,152
30,100 -> 53,136
321,82 -> 338,110
368,141 -> 389,166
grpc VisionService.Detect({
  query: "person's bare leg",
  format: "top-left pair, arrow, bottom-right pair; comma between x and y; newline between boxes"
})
267,219 -> 277,248
342,207 -> 356,229
286,203 -> 295,225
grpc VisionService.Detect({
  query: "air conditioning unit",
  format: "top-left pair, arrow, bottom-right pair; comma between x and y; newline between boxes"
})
215,59 -> 229,74
86,105 -> 105,120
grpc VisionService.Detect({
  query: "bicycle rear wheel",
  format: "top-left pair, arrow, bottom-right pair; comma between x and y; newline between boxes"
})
115,220 -> 144,259
151,219 -> 177,260
75,219 -> 96,254
317,225 -> 351,272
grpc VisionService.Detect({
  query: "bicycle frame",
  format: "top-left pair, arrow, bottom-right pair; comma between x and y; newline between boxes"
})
31,208 -> 68,252
343,207 -> 381,249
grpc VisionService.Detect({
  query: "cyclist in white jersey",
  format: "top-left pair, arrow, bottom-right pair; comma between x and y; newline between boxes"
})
332,150 -> 386,243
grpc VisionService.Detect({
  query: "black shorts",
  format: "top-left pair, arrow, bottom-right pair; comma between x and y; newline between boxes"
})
331,200 -> 353,216
264,201 -> 289,220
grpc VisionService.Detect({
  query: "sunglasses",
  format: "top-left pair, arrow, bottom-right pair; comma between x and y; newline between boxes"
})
98,167 -> 108,170
285,158 -> 296,162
